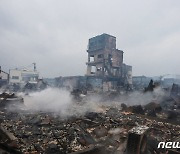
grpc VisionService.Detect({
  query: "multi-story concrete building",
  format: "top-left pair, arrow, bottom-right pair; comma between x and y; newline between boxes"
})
55,34 -> 132,92
86,33 -> 132,90
86,33 -> 124,77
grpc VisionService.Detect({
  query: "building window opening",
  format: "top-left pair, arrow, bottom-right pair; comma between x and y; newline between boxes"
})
12,76 -> 19,80
91,66 -> 96,74
90,56 -> 94,62
98,54 -> 103,58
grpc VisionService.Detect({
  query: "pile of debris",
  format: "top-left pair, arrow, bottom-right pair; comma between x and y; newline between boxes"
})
0,84 -> 180,154
0,104 -> 180,154
0,92 -> 24,109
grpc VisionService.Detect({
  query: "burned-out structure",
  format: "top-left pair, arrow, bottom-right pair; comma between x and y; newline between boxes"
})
0,35 -> 180,154
86,34 -> 132,91
55,34 -> 132,92
0,96 -> 180,154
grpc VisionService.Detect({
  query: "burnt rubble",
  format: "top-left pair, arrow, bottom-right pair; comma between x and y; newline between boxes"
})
0,92 -> 24,109
0,85 -> 180,154
0,107 -> 179,153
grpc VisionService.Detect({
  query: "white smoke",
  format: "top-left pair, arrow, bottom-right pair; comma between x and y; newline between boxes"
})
21,88 -> 101,117
23,88 -> 72,113
16,87 -> 167,117
119,87 -> 166,106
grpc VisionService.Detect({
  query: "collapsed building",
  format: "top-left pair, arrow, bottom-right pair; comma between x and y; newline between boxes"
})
0,89 -> 180,154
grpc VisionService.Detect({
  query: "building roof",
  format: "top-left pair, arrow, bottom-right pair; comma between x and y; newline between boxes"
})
0,70 -> 9,75
89,33 -> 116,40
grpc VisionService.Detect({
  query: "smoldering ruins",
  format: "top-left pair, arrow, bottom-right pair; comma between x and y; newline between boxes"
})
0,34 -> 180,154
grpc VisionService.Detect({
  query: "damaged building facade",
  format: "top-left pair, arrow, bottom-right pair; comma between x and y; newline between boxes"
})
56,34 -> 132,92
86,33 -> 132,91
1,35 -> 180,154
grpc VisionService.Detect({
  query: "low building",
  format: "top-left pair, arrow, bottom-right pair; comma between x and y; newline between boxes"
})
9,68 -> 39,85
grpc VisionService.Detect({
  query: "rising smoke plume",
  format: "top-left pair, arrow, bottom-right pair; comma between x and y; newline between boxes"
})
21,88 -> 102,117
18,86 -> 166,117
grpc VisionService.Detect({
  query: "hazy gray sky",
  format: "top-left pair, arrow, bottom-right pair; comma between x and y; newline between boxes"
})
0,0 -> 180,78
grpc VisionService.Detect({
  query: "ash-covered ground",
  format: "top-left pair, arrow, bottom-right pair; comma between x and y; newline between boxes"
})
0,87 -> 180,154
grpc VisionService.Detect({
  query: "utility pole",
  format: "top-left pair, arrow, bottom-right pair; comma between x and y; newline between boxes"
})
32,63 -> 36,71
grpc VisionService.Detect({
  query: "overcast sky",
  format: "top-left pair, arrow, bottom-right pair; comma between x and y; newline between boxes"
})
0,0 -> 180,78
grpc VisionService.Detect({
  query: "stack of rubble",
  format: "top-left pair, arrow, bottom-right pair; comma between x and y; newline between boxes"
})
0,105 -> 179,154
